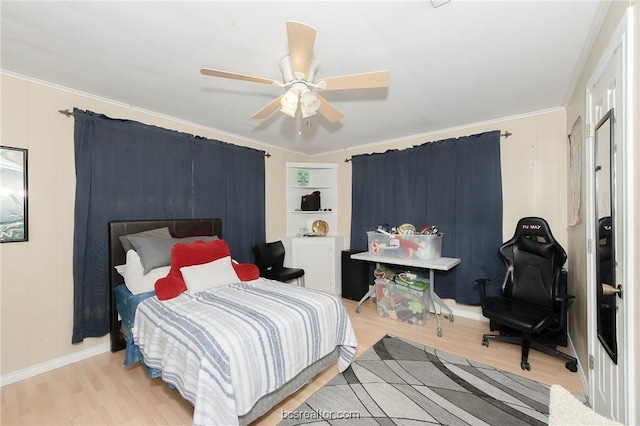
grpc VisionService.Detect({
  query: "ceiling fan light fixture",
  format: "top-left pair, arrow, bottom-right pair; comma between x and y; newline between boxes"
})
280,88 -> 299,117
300,108 -> 317,119
300,90 -> 320,118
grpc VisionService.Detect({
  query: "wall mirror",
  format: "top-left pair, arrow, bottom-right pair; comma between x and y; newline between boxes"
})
0,146 -> 28,242
594,108 -> 617,363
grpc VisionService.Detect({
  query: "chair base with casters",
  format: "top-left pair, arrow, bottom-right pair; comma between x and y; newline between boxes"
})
480,326 -> 578,372
477,278 -> 578,372
476,217 -> 578,373
481,334 -> 577,372
252,241 -> 305,287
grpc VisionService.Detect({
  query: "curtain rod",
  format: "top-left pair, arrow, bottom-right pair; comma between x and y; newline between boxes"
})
58,109 -> 271,158
343,131 -> 512,162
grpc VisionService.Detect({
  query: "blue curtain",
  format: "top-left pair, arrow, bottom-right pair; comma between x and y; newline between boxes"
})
72,109 -> 265,343
350,131 -> 503,304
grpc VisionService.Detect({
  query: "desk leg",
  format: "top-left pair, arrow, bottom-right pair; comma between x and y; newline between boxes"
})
356,286 -> 375,313
429,269 -> 454,337
356,262 -> 382,314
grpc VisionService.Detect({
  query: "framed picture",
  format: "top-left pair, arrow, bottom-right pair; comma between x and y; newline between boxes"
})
1,146 -> 28,242
296,169 -> 309,186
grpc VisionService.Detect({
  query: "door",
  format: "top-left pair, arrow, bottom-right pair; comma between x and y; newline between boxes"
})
585,10 -> 633,423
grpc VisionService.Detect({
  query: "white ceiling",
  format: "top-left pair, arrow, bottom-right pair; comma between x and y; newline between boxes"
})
1,1 -> 605,156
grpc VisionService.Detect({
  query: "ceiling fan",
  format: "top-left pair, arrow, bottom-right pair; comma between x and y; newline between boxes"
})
200,21 -> 390,123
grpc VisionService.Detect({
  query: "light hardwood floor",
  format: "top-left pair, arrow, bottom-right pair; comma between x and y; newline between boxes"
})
1,297 -> 583,425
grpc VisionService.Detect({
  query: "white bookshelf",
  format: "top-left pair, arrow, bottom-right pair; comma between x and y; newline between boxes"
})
285,162 -> 338,237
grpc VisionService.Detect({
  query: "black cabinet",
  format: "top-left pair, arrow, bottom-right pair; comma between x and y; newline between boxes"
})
341,250 -> 370,301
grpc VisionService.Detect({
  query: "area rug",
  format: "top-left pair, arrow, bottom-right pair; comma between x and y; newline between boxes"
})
549,385 -> 620,426
281,334 -> 570,425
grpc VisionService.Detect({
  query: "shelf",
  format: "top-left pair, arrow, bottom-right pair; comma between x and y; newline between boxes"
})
288,185 -> 335,189
289,211 -> 335,214
286,162 -> 338,237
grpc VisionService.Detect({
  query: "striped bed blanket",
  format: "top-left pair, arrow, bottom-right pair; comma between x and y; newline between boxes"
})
132,278 -> 357,426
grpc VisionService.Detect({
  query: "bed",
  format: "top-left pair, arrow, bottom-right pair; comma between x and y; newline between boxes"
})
108,218 -> 357,425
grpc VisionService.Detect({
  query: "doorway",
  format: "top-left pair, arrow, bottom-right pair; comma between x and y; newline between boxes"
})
585,7 -> 636,424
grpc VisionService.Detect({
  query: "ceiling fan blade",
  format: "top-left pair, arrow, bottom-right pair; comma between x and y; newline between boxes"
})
251,95 -> 284,119
315,94 -> 344,123
286,21 -> 316,78
320,70 -> 390,91
200,68 -> 280,86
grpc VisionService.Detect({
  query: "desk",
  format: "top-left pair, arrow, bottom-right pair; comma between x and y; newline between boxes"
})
350,252 -> 461,337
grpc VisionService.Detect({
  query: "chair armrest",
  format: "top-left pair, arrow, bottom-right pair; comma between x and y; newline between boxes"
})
553,293 -> 576,330
475,278 -> 490,300
555,293 -> 575,303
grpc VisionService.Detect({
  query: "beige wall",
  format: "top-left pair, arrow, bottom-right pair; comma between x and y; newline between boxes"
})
0,74 -> 304,377
314,109 -> 569,250
0,75 -> 571,379
312,109 -> 570,320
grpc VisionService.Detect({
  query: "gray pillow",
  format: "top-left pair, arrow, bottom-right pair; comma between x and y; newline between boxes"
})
119,227 -> 172,253
128,235 -> 219,274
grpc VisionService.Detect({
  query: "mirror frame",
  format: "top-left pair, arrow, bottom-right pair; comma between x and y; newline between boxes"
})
0,146 -> 29,243
594,108 -> 616,363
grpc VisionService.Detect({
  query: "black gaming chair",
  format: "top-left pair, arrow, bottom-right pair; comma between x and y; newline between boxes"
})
252,241 -> 305,286
475,217 -> 578,372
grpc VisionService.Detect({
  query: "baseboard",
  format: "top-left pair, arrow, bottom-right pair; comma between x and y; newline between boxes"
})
441,298 -> 488,322
449,307 -> 487,322
0,342 -> 110,387
566,334 -> 589,396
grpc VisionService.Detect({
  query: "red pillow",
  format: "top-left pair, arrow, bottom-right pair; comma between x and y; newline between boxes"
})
232,262 -> 260,281
171,239 -> 231,271
155,276 -> 187,301
155,239 -> 258,300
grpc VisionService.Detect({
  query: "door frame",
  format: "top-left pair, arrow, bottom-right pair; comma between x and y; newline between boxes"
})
585,7 -> 637,424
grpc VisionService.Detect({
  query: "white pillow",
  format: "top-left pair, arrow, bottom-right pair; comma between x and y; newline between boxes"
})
124,250 -> 170,295
180,256 -> 240,293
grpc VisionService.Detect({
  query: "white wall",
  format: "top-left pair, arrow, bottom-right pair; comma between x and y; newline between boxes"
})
0,73 -> 570,382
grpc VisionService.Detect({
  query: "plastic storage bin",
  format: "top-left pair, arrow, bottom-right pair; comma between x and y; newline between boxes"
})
367,231 -> 442,260
375,276 -> 431,325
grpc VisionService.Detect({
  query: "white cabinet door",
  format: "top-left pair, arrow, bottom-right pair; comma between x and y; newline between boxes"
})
282,237 -> 344,295
294,241 -> 334,293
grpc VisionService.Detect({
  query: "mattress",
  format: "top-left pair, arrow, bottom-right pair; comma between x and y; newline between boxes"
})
132,278 -> 357,426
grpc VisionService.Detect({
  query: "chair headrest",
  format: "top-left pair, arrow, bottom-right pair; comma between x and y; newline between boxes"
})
501,217 -> 566,264
512,217 -> 555,241
598,216 -> 612,237
598,216 -> 612,260
517,235 -> 554,258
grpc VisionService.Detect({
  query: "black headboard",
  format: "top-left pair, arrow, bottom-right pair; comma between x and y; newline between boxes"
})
108,218 -> 223,352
